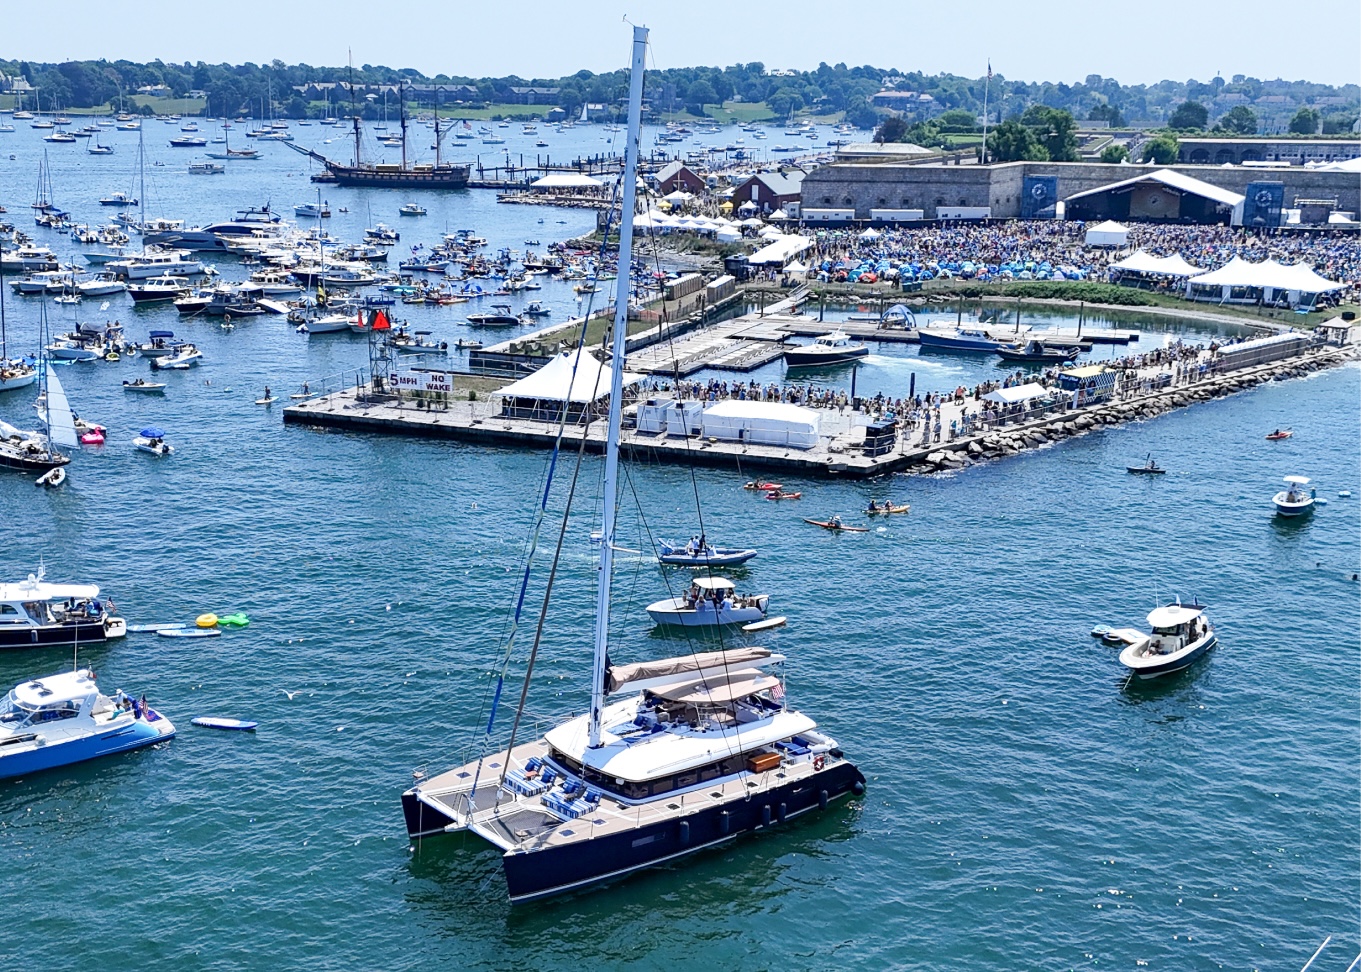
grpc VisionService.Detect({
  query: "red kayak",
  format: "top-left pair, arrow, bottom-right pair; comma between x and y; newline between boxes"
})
1265,430 -> 1293,440
744,481 -> 783,491
765,490 -> 802,500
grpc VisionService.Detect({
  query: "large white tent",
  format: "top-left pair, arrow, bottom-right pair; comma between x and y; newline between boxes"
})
1084,220 -> 1129,247
1108,249 -> 1203,277
747,234 -> 813,266
700,400 -> 820,449
495,349 -> 641,419
530,173 -> 604,190
981,382 -> 1051,405
1185,256 -> 1345,306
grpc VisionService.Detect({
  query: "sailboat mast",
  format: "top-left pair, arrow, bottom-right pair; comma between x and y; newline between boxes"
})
588,24 -> 648,750
433,86 -> 441,168
399,81 -> 407,170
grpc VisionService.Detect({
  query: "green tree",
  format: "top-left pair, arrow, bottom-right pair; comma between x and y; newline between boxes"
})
1088,102 -> 1125,127
1321,112 -> 1359,135
1099,143 -> 1129,163
1020,105 -> 1079,161
1288,107 -> 1320,134
935,108 -> 978,132
843,96 -> 878,129
1168,100 -> 1207,130
987,119 -> 1048,162
1214,105 -> 1257,135
685,79 -> 717,110
873,116 -> 909,143
1140,134 -> 1179,164
767,86 -> 804,119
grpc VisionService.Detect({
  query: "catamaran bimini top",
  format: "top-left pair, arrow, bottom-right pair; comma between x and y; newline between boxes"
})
691,577 -> 735,592
651,671 -> 782,705
1283,475 -> 1311,486
0,577 -> 100,603
1146,604 -> 1204,632
606,647 -> 777,694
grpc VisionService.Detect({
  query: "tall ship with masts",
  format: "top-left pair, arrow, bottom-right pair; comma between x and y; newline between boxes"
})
286,80 -> 469,189
400,27 -> 864,904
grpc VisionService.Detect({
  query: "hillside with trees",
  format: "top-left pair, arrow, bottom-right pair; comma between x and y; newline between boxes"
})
0,56 -> 1355,135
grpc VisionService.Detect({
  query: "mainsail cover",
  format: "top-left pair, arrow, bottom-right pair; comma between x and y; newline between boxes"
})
43,366 -> 79,448
606,647 -> 774,694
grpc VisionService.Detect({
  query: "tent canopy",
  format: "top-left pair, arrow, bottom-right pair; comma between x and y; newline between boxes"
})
1188,257 -> 1344,293
530,173 -> 604,190
748,234 -> 812,265
981,382 -> 1050,405
1084,219 -> 1129,246
1067,168 -> 1246,208
1109,249 -> 1203,277
493,349 -> 641,404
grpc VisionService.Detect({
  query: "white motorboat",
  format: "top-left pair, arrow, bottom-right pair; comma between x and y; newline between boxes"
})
35,466 -> 65,488
149,345 -> 201,370
0,668 -> 173,780
108,250 -> 205,280
132,429 -> 174,455
398,203 -> 427,216
1272,475 -> 1316,517
399,27 -> 863,906
783,330 -> 870,367
1118,602 -> 1217,679
122,378 -> 166,393
657,537 -> 758,567
645,576 -> 769,627
44,340 -> 100,362
0,571 -> 126,648
75,273 -> 127,297
1,362 -> 38,393
301,314 -> 354,335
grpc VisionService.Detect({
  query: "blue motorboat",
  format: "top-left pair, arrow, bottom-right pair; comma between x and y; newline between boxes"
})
0,668 -> 175,779
917,326 -> 1011,353
657,537 -> 758,567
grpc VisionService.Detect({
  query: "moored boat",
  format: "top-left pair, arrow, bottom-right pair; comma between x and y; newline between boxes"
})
1118,601 -> 1217,679
0,571 -> 126,648
0,668 -> 173,779
783,330 -> 869,367
645,577 -> 769,627
656,537 -> 758,567
1272,475 -> 1315,517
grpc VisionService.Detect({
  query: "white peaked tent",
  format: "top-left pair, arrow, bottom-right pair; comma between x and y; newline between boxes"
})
663,190 -> 694,205
530,173 -> 604,190
1185,256 -> 1345,306
1084,220 -> 1129,247
494,349 -> 641,418
858,227 -> 882,241
1109,249 -> 1202,277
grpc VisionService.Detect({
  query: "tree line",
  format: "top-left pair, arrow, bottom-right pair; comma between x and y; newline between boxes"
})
1,56 -> 1355,133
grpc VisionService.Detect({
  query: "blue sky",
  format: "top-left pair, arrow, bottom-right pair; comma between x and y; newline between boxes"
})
8,0 -> 1360,87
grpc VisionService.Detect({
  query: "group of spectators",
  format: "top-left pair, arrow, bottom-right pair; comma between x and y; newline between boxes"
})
804,220 -> 1361,303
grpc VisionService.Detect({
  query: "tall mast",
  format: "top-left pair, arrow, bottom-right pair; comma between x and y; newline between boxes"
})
433,86 -> 441,168
349,55 -> 360,167
588,24 -> 648,750
399,81 -> 407,171
137,129 -> 146,250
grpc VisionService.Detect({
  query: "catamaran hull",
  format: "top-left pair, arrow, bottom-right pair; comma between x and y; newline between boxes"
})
499,762 -> 866,902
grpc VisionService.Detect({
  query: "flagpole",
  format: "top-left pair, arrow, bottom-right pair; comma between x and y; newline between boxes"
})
981,61 -> 991,165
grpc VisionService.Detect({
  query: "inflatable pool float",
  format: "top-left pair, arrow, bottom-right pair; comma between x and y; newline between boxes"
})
196,613 -> 219,628
218,613 -> 250,627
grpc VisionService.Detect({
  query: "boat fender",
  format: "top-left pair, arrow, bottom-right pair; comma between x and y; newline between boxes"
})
813,755 -> 826,771
679,820 -> 690,845
720,811 -> 730,835
761,804 -> 772,828
818,789 -> 829,810
778,802 -> 787,822
852,780 -> 866,796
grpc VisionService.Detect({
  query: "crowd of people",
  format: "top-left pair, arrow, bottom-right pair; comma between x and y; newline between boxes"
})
802,220 -> 1361,303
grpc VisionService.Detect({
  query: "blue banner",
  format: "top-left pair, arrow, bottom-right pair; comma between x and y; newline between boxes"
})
1022,176 -> 1059,219
1243,181 -> 1285,228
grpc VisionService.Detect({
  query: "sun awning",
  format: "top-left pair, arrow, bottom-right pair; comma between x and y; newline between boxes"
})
652,671 -> 782,705
606,647 -> 776,694
982,382 -> 1050,404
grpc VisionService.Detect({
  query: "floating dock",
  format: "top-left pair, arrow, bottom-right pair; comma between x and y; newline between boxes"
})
284,344 -> 1355,480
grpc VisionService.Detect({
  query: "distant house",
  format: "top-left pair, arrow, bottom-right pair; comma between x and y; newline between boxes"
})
509,86 -> 561,105
546,107 -> 567,122
654,161 -> 706,194
730,171 -> 805,213
137,84 -> 172,97
584,102 -> 609,120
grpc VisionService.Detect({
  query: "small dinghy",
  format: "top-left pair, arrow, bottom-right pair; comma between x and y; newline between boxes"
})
657,538 -> 758,568
804,517 -> 868,532
36,467 -> 66,488
1265,429 -> 1293,441
1272,475 -> 1316,517
191,717 -> 258,732
764,489 -> 801,500
133,427 -> 174,456
123,378 -> 167,393
157,627 -> 221,638
1127,453 -> 1165,475
864,502 -> 909,515
743,481 -> 782,491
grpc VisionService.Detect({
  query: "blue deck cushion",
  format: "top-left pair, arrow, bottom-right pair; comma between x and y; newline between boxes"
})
502,768 -> 548,797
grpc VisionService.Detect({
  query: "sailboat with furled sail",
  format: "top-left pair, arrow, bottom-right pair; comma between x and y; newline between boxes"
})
400,26 -> 864,904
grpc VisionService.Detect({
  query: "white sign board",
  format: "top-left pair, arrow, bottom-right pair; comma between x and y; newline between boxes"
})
391,369 -> 455,393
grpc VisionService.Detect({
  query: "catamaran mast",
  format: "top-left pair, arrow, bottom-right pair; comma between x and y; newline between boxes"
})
588,24 -> 648,750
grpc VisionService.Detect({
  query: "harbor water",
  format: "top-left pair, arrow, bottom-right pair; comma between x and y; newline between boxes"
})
2,123 -> 1360,969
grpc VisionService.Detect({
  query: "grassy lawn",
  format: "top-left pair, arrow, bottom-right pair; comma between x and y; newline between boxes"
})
131,95 -> 208,115
941,133 -> 984,148
660,101 -> 776,124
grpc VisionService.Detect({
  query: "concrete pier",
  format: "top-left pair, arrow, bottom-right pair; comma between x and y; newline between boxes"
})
283,343 -> 1357,479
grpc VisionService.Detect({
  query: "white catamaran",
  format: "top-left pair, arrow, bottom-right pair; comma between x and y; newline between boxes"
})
400,26 -> 864,903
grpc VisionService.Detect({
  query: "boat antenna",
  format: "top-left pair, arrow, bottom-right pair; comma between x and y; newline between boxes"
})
588,24 -> 648,751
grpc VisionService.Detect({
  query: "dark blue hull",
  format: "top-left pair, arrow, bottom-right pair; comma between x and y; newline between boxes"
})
1129,635 -> 1218,678
0,620 -> 109,650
